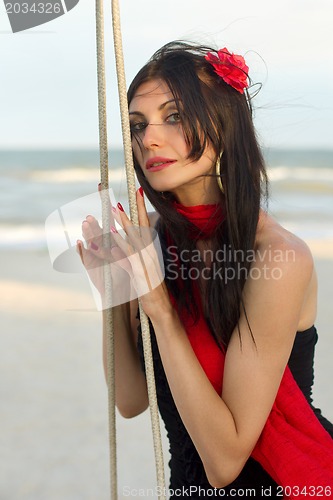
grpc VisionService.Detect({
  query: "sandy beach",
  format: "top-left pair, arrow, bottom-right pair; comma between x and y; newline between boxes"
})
1,240 -> 332,499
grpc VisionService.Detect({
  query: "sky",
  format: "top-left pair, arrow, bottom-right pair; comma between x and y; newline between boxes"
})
1,0 -> 332,150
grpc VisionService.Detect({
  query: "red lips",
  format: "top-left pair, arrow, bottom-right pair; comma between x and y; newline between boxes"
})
146,157 -> 176,170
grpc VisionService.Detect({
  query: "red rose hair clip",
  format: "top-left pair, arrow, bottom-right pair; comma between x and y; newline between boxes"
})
205,48 -> 249,94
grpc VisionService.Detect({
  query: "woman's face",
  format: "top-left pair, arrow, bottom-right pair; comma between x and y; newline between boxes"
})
129,79 -> 220,205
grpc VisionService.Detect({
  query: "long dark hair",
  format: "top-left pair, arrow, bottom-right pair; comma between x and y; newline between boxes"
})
128,41 -> 268,350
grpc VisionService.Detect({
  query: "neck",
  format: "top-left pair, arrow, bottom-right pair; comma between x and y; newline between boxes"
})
171,176 -> 222,206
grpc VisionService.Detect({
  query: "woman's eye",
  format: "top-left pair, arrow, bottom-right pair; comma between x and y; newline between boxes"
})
166,112 -> 181,124
130,122 -> 147,133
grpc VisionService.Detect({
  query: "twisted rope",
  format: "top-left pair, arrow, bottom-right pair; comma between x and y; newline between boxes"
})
95,0 -> 166,498
111,1 -> 166,498
95,0 -> 118,498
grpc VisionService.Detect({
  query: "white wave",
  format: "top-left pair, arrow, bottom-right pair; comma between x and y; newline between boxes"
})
30,167 -> 126,183
0,223 -> 87,253
275,220 -> 333,240
0,224 -> 47,249
268,166 -> 333,183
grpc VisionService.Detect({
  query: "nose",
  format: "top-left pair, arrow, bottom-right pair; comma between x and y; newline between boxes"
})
142,123 -> 164,150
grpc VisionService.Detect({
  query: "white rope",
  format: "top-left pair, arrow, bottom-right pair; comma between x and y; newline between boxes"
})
110,2 -> 166,498
95,0 -> 166,498
95,0 -> 118,498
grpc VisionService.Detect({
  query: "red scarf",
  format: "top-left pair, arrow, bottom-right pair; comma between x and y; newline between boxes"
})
173,201 -> 225,240
170,202 -> 333,498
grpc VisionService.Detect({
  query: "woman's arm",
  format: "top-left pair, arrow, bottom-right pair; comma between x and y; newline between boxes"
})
102,300 -> 149,418
77,196 -> 151,419
102,208 -> 159,417
148,237 -> 314,487
111,196 -> 315,487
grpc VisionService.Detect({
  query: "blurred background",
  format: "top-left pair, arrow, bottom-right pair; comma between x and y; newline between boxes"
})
1,0 -> 332,498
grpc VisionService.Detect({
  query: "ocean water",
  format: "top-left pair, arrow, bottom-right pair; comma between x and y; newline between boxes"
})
0,149 -> 332,255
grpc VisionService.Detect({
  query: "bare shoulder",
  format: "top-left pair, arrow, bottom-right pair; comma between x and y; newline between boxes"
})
245,212 -> 318,330
236,212 -> 318,351
255,211 -> 314,280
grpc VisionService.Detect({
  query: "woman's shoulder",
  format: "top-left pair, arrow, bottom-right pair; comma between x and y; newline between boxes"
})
255,211 -> 314,277
246,212 -> 317,332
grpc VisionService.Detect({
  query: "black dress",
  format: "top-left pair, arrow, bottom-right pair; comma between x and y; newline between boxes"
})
137,324 -> 333,499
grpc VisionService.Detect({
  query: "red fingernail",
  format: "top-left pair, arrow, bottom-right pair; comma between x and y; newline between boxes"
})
138,186 -> 144,197
91,242 -> 98,251
117,202 -> 124,212
111,226 -> 117,233
77,242 -> 83,260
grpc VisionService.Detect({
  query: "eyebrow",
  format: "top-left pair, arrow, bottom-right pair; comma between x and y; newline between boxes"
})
129,98 -> 178,117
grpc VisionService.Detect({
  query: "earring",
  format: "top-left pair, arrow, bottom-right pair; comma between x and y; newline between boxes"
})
216,151 -> 224,194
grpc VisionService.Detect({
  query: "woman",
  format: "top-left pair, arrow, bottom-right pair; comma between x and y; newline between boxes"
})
77,42 -> 333,497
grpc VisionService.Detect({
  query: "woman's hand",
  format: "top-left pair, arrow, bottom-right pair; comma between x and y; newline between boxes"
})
76,186 -> 171,317
109,188 -> 172,320
76,183 -> 133,306
76,213 -> 130,302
